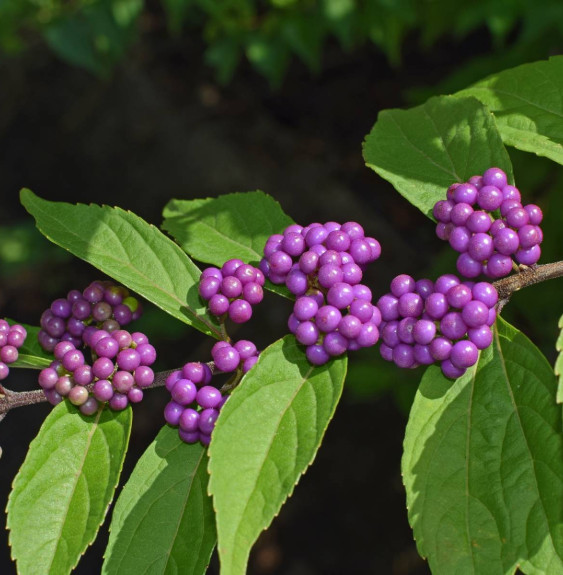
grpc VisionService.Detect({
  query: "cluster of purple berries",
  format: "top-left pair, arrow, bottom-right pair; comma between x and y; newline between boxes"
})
433,167 -> 543,279
163,340 -> 258,446
260,222 -> 382,364
38,328 -> 155,414
199,260 -> 265,324
377,274 -> 498,378
0,320 -> 27,381
164,361 -> 226,446
38,280 -> 142,352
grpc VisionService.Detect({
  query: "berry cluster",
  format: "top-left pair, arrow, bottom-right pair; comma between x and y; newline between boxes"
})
377,274 -> 498,378
38,280 -> 142,352
164,362 -> 225,446
0,320 -> 27,381
261,222 -> 382,364
433,167 -> 543,279
38,328 -> 155,414
212,339 -> 260,374
199,260 -> 264,324
163,340 -> 258,446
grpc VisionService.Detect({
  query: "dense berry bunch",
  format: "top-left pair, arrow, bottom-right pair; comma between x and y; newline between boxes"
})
261,222 -> 382,364
37,328 -> 155,414
164,340 -> 258,445
199,260 -> 265,324
163,361 -> 225,446
38,280 -> 142,352
0,320 -> 27,381
377,274 -> 498,378
433,167 -> 543,279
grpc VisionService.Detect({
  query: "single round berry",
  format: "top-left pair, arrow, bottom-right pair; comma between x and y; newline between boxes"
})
199,408 -> 220,435
196,386 -> 223,409
212,345 -> 240,373
93,379 -> 114,402
450,340 -> 479,369
164,401 -> 184,426
228,299 -> 253,324
169,379 -> 197,406
179,408 -> 200,432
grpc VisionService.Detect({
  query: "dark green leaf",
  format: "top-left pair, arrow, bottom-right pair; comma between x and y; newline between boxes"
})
43,0 -> 142,77
403,317 -> 563,574
245,33 -> 291,89
103,426 -> 215,575
363,95 -> 513,218
458,56 -> 563,165
5,321 -> 52,369
7,402 -> 132,575
208,336 -> 347,575
20,189 -> 221,339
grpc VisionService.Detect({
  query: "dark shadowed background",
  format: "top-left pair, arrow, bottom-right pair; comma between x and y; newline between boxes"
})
1,2 -> 562,573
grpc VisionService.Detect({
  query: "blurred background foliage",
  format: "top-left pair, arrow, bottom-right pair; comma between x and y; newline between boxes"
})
1,1 -> 562,573
2,0 -> 563,89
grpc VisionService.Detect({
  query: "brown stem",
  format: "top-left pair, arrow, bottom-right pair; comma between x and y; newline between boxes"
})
492,260 -> 563,309
1,260 -> 562,417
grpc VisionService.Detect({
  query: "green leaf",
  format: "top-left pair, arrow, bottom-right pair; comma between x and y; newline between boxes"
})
7,402 -> 132,575
208,336 -> 347,575
556,313 -> 563,404
403,317 -> 563,574
43,0 -> 142,77
5,321 -> 52,369
103,426 -> 215,575
280,13 -> 325,72
458,56 -> 563,165
162,191 -> 294,267
363,95 -> 513,218
245,33 -> 291,89
20,189 -> 221,339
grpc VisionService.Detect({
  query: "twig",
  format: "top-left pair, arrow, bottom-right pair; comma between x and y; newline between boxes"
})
1,260 -> 561,416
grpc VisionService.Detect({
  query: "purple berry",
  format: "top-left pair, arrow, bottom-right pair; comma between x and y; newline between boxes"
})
164,401 -> 184,426
468,325 -> 493,349
305,344 -> 330,366
199,408 -> 220,435
467,233 -> 494,262
295,321 -> 320,346
413,319 -> 436,345
199,276 -> 221,300
392,343 -> 415,368
450,203 -> 473,226
196,386 -> 223,409
440,312 -> 468,340
221,258 -> 244,277
323,332 -> 348,356
452,184 -> 478,205
208,294 -> 230,316
482,167 -> 507,189
213,345 -> 240,372
179,408 -> 200,432
485,254 -> 513,278
390,274 -> 416,298
441,359 -> 466,379
109,393 -> 129,411
450,340 -> 479,369
171,379 -> 197,406
477,185 -> 503,211
134,366 -> 154,388
456,252 -> 482,279
515,245 -> 541,266
221,276 -> 243,299
524,204 -> 543,225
